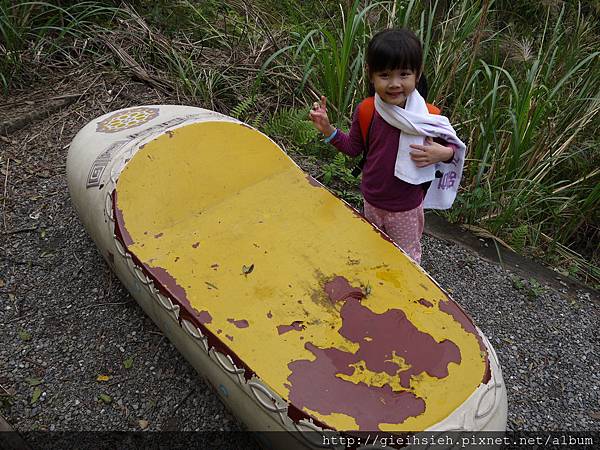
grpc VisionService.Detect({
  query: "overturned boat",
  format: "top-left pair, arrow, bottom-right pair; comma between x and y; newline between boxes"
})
67,105 -> 507,447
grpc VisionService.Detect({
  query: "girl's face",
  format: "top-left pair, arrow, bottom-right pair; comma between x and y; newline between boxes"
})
370,67 -> 420,108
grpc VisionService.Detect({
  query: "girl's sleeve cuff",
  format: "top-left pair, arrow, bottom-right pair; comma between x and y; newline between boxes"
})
443,144 -> 456,163
323,129 -> 338,143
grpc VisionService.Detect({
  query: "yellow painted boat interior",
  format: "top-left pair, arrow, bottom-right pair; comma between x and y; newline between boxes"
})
115,121 -> 489,431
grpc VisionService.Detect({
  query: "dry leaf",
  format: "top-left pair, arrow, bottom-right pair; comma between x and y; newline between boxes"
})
138,419 -> 149,430
0,278 -> 5,288
97,375 -> 111,382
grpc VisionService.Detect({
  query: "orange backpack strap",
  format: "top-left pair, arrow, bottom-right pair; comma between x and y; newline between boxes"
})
358,96 -> 375,147
427,103 -> 441,115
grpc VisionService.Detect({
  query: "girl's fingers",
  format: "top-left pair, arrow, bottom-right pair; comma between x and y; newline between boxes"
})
410,151 -> 429,162
321,96 -> 327,109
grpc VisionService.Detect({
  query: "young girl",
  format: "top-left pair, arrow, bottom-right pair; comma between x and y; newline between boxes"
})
309,28 -> 463,264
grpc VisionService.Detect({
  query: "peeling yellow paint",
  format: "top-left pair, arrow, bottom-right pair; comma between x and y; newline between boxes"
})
116,121 -> 487,431
336,356 -> 411,392
386,351 -> 412,373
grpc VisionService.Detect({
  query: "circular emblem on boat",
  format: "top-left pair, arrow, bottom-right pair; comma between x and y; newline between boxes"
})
96,107 -> 159,133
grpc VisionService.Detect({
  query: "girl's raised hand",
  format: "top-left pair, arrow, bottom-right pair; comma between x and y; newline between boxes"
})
308,96 -> 335,137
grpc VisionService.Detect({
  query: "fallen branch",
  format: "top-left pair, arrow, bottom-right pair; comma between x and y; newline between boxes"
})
0,97 -> 80,136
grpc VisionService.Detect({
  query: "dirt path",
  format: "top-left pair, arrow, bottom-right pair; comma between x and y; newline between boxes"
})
1,73 -> 598,444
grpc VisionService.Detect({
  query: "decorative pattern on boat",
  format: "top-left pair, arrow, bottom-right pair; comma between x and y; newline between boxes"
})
87,112 -> 212,188
96,107 -> 159,133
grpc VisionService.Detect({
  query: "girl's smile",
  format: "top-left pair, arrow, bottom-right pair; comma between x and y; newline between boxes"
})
370,68 -> 419,108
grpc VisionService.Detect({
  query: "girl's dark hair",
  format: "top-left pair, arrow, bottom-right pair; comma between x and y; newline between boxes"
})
366,28 -> 428,99
366,28 -> 423,75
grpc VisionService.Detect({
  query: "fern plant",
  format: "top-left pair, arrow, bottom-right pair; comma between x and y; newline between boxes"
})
230,96 -> 255,121
261,107 -> 318,147
322,153 -> 356,185
230,97 -> 267,129
511,224 -> 528,252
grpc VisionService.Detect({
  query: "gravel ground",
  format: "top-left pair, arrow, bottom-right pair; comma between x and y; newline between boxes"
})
1,73 -> 598,445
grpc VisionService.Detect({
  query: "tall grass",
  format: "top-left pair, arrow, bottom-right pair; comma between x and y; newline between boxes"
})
444,3 -> 600,277
0,1 -> 122,92
260,0 -> 385,124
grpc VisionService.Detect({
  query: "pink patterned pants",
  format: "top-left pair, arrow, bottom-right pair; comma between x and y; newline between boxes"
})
364,200 -> 425,264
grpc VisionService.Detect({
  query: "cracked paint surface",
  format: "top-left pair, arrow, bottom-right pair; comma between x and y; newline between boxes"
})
115,121 -> 490,431
287,295 -> 462,429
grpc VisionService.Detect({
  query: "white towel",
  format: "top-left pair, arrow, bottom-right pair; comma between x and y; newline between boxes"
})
374,92 -> 467,210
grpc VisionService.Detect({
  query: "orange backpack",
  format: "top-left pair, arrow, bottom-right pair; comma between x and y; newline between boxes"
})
351,96 -> 441,176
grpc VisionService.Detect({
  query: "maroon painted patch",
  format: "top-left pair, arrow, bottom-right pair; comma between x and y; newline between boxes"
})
438,299 -> 491,383
277,321 -> 305,335
154,232 -> 164,238
339,299 -> 461,388
112,191 -> 134,246
145,266 -> 188,303
192,242 -> 200,248
286,298 -> 462,430
323,276 -> 364,304
197,311 -> 213,324
226,334 -> 234,341
227,318 -> 249,328
267,311 -> 273,319
418,298 -> 433,308
288,342 -> 425,430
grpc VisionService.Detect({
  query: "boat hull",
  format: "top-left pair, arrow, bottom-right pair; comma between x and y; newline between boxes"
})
67,105 -> 507,447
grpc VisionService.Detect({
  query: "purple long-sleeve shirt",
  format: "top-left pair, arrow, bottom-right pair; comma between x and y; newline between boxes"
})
330,105 -> 425,212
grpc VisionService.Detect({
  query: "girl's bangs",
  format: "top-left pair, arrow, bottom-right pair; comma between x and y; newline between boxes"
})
367,29 -> 423,73
370,42 -> 420,73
